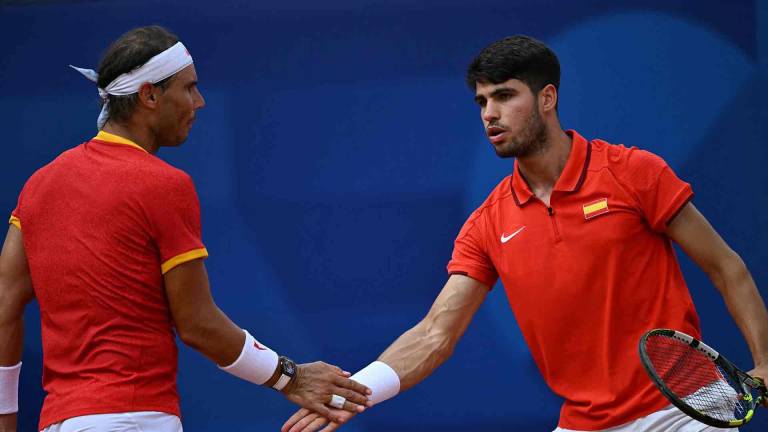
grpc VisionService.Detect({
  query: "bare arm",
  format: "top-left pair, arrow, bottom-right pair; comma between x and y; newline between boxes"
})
282,274 -> 490,432
666,203 -> 768,374
164,259 -> 370,420
378,274 -> 489,391
0,226 -> 35,431
163,259 -> 244,366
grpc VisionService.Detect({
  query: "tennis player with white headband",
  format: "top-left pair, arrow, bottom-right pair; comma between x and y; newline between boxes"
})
0,25 -> 370,432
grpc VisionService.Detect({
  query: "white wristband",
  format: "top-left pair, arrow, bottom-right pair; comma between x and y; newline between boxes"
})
219,330 -> 279,385
350,361 -> 400,405
0,362 -> 21,414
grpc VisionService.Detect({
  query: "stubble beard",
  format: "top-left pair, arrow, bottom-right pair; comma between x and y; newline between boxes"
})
494,105 -> 549,159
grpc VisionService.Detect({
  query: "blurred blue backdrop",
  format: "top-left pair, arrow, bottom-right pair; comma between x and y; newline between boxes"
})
1,0 -> 766,430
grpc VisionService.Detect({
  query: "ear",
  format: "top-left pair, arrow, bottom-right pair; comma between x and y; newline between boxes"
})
137,82 -> 160,109
539,84 -> 558,113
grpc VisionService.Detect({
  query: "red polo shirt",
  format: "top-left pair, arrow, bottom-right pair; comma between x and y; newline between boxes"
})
447,130 -> 700,430
10,131 -> 208,429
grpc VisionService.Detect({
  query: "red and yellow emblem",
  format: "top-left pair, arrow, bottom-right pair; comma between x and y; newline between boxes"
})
583,198 -> 609,219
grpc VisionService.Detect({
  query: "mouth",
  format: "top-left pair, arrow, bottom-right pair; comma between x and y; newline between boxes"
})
486,126 -> 507,145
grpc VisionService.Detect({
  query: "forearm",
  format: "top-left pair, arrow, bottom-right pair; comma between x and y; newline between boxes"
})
0,314 -> 22,429
710,254 -> 768,366
176,304 -> 245,366
0,310 -> 23,366
378,318 -> 458,392
376,276 -> 487,392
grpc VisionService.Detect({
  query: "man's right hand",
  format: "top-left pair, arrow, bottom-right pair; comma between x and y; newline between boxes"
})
281,362 -> 371,423
0,413 -> 17,432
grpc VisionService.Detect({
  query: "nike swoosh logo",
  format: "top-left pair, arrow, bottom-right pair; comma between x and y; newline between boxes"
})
501,226 -> 526,243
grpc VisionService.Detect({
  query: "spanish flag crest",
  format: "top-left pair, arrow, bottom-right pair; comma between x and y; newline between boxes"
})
583,198 -> 609,219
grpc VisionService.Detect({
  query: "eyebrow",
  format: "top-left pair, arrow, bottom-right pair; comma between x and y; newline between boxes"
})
489,87 -> 516,97
475,86 -> 517,102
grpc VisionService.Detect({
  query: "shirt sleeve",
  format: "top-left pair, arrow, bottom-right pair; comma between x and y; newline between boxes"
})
625,149 -> 693,232
446,207 -> 498,288
9,194 -> 22,230
146,172 -> 208,274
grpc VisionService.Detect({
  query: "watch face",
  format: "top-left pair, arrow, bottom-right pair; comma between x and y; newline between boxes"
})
283,358 -> 296,376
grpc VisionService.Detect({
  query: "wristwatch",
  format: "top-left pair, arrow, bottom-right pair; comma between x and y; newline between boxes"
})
272,356 -> 296,391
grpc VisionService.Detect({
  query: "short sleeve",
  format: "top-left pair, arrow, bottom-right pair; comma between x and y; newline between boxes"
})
625,149 -> 693,232
146,172 -> 208,274
9,192 -> 22,230
446,208 -> 498,287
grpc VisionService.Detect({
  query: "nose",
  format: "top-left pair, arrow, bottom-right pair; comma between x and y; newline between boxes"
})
194,87 -> 206,110
482,100 -> 499,123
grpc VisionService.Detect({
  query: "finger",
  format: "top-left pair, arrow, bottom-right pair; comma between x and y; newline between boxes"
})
288,412 -> 321,432
311,403 -> 344,424
319,421 -> 341,432
305,417 -> 331,432
328,364 -> 349,377
334,375 -> 372,396
282,408 -> 312,432
331,388 -> 369,409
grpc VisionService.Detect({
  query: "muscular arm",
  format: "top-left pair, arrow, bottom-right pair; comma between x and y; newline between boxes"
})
163,259 -> 244,366
282,274 -> 490,432
666,203 -> 768,371
378,274 -> 489,391
164,259 -> 371,420
0,226 -> 35,430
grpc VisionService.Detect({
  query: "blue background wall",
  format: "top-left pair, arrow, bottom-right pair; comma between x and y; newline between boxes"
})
1,0 -> 767,430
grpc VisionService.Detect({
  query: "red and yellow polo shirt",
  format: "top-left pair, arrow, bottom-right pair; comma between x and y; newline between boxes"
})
448,130 -> 700,430
9,131 -> 208,429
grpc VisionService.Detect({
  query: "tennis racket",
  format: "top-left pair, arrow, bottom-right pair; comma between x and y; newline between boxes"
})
639,329 -> 767,428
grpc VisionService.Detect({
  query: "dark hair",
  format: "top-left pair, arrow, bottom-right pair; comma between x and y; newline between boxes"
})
97,25 -> 179,124
466,35 -> 560,95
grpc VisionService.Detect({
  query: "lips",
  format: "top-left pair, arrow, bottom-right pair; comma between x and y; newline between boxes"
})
487,126 -> 507,145
486,126 -> 506,137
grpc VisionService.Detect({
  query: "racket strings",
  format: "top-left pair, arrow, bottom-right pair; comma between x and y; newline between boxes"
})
645,335 -> 746,421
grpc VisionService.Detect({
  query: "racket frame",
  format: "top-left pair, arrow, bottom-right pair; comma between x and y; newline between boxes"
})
639,328 -> 766,428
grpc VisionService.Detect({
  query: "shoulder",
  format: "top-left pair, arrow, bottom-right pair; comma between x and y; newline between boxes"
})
590,139 -> 673,188
142,161 -> 198,204
464,175 -> 514,225
20,145 -> 83,191
151,159 -> 194,187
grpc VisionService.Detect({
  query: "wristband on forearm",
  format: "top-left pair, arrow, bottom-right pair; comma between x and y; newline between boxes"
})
350,361 -> 400,405
0,362 -> 21,414
218,330 -> 279,386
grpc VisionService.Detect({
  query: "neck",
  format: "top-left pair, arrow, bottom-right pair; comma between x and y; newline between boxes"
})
102,119 -> 159,154
516,126 -> 572,200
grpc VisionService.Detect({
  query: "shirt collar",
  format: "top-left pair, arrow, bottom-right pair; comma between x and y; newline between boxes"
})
92,130 -> 148,154
510,129 -> 592,206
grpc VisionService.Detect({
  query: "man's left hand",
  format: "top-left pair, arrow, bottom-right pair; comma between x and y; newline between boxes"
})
281,407 -> 356,432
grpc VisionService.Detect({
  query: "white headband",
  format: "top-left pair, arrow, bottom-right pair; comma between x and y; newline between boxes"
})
70,42 -> 194,130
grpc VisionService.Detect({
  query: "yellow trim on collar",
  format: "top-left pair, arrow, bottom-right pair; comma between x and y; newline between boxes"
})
8,215 -> 21,230
94,131 -> 148,153
161,248 -> 209,274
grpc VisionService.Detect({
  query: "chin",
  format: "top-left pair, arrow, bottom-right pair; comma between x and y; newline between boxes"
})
492,142 -> 518,159
173,133 -> 190,146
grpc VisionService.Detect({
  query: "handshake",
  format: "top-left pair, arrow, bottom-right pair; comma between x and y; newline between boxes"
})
274,360 -> 399,432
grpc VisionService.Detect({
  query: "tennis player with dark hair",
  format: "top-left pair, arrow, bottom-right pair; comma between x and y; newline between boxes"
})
283,35 -> 768,432
0,25 -> 370,432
